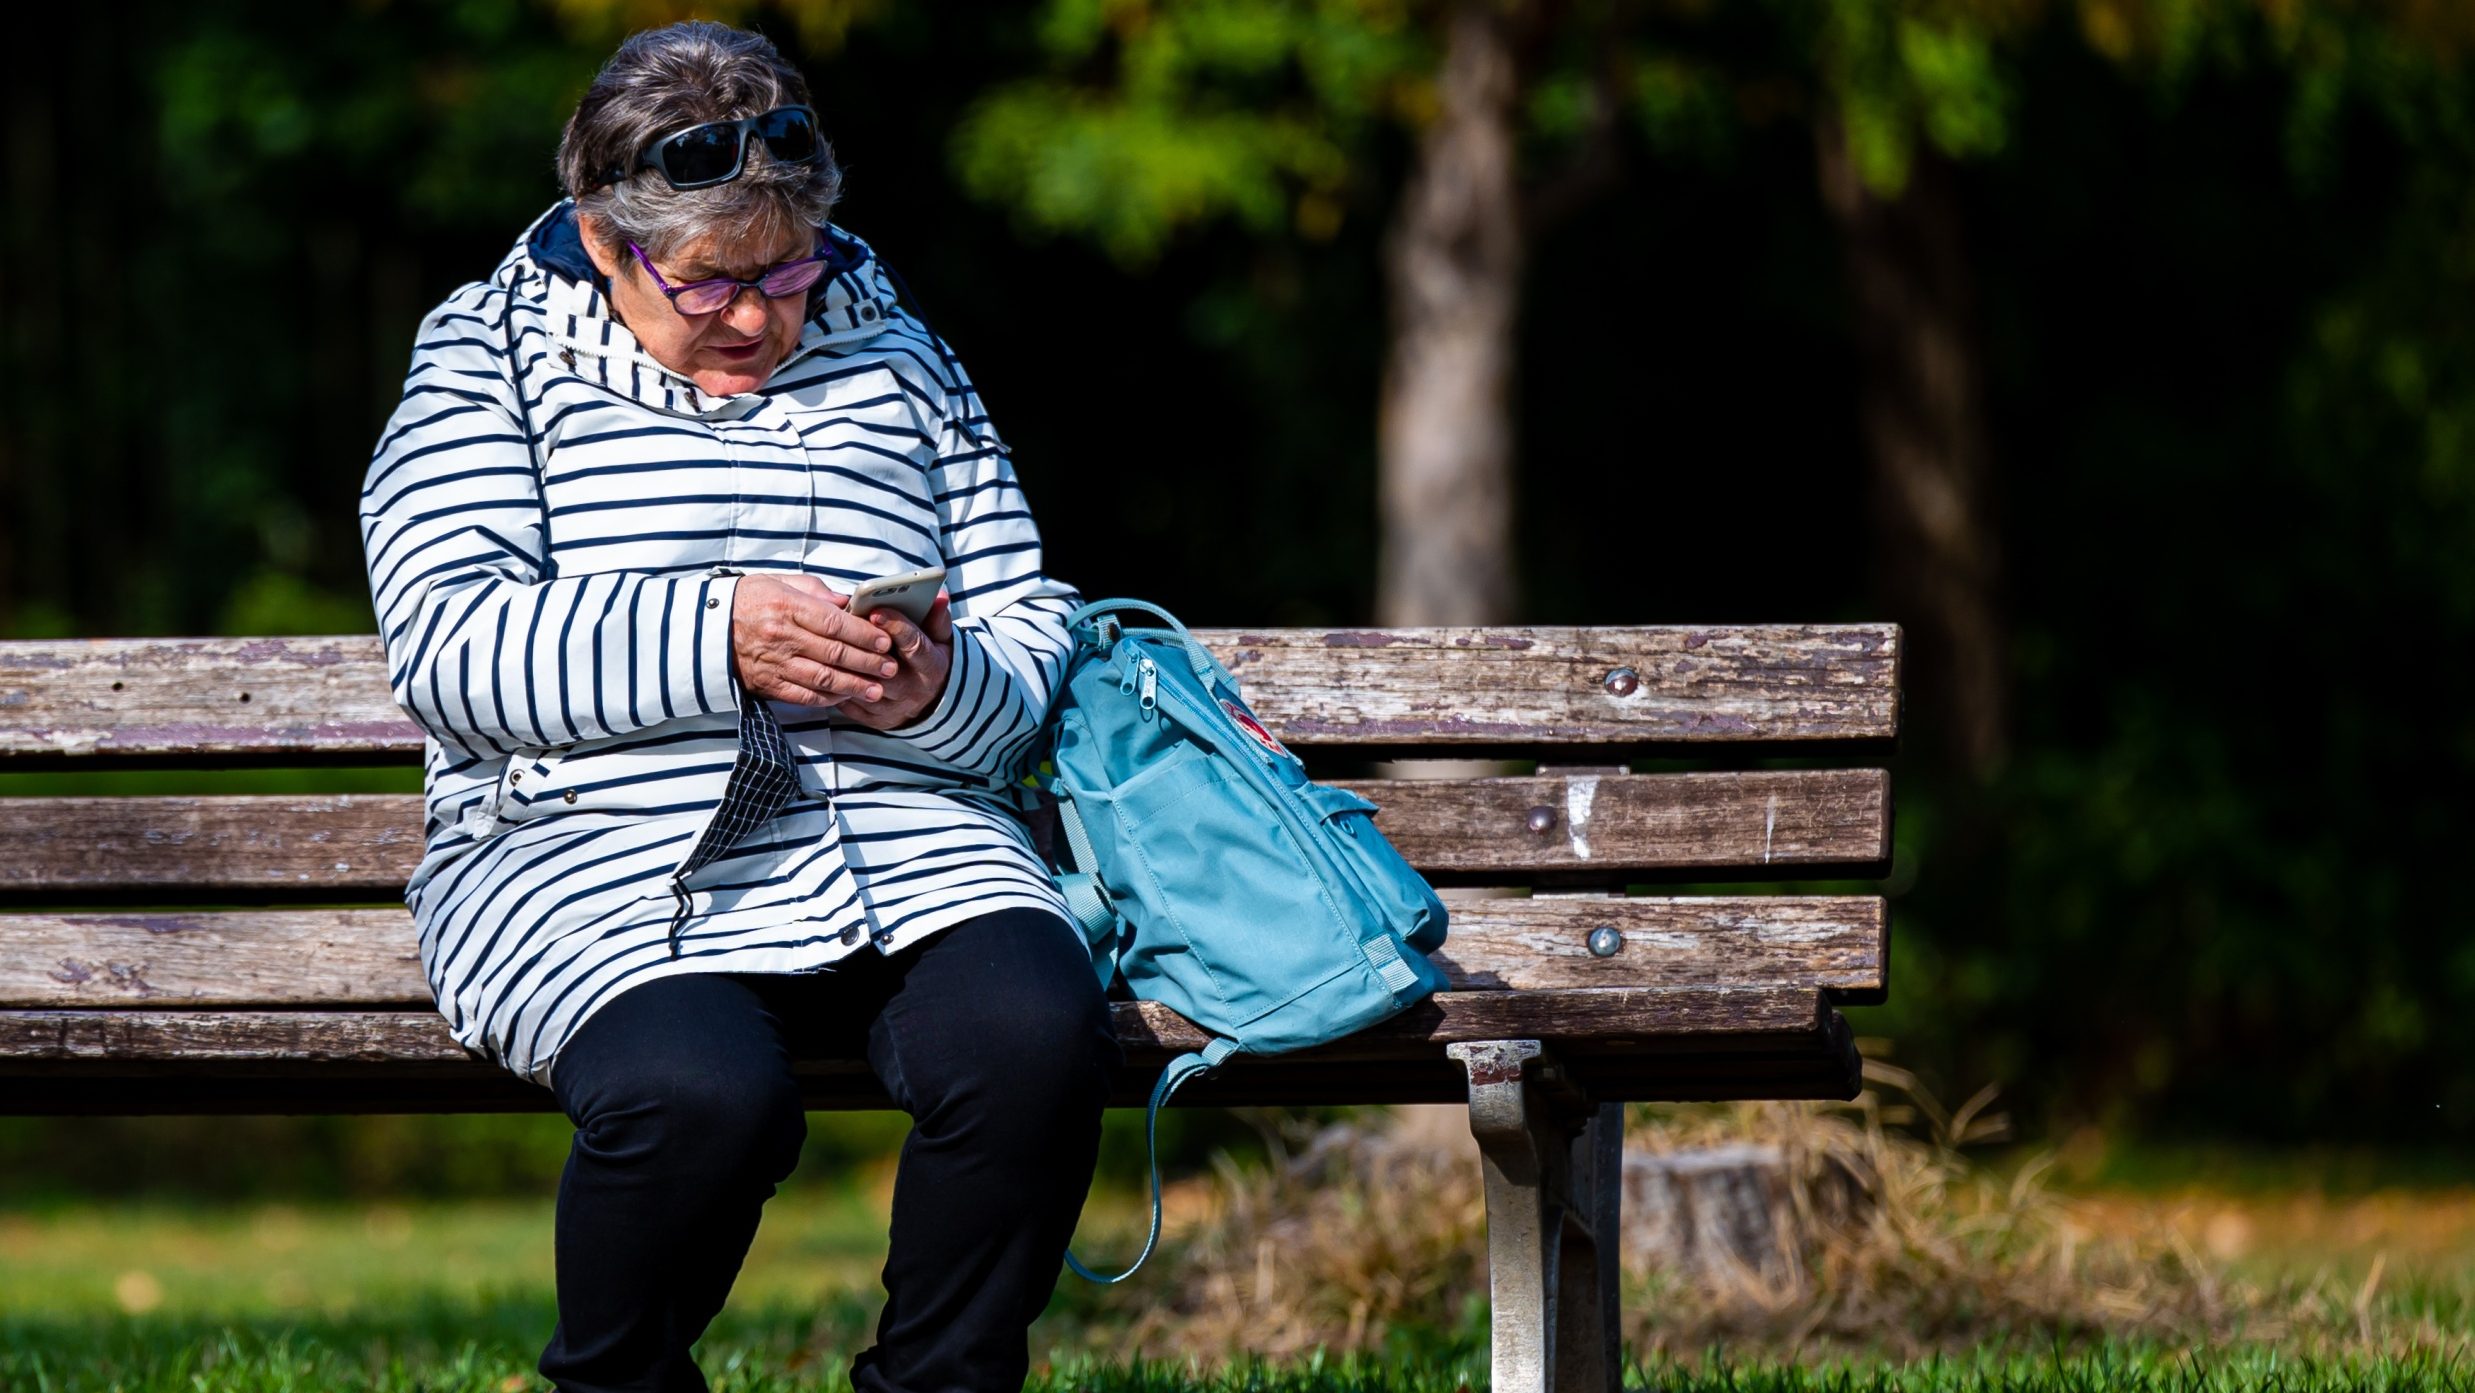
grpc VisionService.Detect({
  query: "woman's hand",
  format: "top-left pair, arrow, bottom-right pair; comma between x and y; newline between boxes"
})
730,573 -> 903,708
836,591 -> 954,732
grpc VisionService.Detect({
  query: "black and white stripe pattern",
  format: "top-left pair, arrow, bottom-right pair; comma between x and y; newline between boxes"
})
358,198 -> 1080,1090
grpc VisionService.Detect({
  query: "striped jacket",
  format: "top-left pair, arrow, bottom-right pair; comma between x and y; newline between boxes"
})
358,198 -> 1081,1091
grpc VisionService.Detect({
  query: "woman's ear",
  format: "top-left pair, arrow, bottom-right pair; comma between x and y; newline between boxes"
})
575,211 -> 622,281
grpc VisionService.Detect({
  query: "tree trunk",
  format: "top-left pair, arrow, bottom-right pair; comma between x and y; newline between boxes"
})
1377,0 -> 1524,629
1816,120 -> 2009,779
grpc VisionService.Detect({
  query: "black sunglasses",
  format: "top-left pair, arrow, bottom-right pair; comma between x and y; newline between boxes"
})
593,104 -> 821,192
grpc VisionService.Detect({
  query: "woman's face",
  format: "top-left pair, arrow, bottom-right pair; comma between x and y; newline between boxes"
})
579,213 -> 813,397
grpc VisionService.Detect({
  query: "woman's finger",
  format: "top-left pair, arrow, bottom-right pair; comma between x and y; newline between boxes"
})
870,609 -> 935,662
772,594 -> 897,679
757,651 -> 882,705
812,591 -> 899,652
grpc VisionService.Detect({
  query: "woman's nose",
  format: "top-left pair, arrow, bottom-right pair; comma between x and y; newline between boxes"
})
721,293 -> 771,337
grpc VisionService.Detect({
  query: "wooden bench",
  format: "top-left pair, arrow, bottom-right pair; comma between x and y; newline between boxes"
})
0,623 -> 1898,1393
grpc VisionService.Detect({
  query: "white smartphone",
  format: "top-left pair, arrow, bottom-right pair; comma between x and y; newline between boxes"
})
847,565 -> 947,626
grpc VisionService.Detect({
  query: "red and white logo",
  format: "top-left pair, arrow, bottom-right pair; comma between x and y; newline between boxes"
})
1221,698 -> 1301,763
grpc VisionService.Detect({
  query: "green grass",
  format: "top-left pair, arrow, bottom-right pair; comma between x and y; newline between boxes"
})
6,1186 -> 2475,1391
10,1312 -> 2475,1393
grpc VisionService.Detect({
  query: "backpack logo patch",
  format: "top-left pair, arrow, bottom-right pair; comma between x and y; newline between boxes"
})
1222,698 -> 1301,764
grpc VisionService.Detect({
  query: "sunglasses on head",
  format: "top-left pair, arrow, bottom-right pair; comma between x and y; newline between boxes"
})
593,104 -> 821,192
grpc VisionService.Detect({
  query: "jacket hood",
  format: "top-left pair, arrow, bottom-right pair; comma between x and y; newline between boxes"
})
487,197 -> 900,419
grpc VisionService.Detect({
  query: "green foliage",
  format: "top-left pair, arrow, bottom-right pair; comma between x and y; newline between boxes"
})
1804,0 -> 2028,194
952,0 -> 1424,263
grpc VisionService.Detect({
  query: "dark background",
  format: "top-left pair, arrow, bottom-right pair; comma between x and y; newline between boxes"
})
3,1 -> 2469,1196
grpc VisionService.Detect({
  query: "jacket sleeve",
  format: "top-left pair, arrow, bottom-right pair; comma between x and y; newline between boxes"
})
871,332 -> 1080,787
358,282 -> 741,763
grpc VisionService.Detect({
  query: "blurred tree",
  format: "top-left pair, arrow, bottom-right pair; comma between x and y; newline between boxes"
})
942,0 -> 2041,656
954,0 -> 1613,625
1802,0 -> 2036,780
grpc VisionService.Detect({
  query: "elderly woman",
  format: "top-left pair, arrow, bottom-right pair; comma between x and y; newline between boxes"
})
356,20 -> 1118,1393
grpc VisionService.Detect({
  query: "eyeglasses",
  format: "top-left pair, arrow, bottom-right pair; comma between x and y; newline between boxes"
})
594,104 -> 821,192
628,236 -> 832,316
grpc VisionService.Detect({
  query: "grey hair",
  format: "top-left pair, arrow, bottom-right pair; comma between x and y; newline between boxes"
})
555,20 -> 844,265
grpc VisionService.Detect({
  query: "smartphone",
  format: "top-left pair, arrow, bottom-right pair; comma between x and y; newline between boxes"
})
847,565 -> 947,626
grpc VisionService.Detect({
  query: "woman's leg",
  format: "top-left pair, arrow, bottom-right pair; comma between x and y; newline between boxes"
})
843,906 -> 1123,1393
536,970 -> 810,1393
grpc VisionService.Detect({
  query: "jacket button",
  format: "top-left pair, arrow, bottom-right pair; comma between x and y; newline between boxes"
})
706,597 -> 719,609
563,789 -> 579,804
840,926 -> 862,946
509,771 -> 522,784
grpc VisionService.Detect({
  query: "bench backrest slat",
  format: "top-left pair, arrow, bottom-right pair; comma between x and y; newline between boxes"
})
0,625 -> 1899,763
0,769 -> 1889,896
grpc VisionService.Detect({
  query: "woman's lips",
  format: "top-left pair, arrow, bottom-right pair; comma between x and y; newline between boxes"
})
710,339 -> 765,360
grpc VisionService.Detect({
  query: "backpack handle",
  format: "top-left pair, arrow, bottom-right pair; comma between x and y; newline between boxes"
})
1065,597 -> 1191,643
1064,597 -> 1227,687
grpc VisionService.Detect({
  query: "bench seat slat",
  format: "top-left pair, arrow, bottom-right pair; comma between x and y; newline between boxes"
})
0,993 -> 1860,1112
0,992 -> 1822,1062
0,771 -> 1890,895
0,898 -> 1885,1007
0,625 -> 1899,763
0,1048 -> 1863,1115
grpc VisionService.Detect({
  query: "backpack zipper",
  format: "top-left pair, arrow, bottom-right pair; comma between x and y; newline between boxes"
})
1141,651 -> 1386,928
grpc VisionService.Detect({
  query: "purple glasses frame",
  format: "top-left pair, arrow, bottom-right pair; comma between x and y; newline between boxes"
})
626,235 -> 832,317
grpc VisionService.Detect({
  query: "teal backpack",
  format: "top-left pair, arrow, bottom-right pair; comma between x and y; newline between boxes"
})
1032,598 -> 1452,1283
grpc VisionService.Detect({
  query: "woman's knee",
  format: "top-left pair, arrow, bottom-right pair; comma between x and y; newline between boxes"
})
936,960 -> 1119,1117
668,1062 -> 808,1173
557,975 -> 809,1184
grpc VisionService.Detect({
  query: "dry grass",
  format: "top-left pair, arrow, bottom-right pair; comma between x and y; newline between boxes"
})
1622,1060 -> 2253,1356
1085,1061 -> 2475,1365
1099,1110 -> 1491,1358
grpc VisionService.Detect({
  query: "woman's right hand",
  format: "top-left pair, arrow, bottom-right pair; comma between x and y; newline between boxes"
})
730,573 -> 904,708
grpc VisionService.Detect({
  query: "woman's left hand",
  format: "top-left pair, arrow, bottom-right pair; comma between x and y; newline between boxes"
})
833,587 -> 954,731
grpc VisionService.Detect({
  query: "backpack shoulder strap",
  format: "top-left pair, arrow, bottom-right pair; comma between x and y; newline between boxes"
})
1053,790 -> 1120,987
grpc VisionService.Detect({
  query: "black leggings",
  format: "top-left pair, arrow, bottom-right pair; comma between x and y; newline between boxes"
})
535,904 -> 1121,1393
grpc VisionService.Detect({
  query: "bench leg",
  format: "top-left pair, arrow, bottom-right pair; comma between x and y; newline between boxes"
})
1448,1040 -> 1623,1393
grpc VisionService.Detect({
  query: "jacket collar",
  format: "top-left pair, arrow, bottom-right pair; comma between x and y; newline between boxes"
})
489,197 -> 898,419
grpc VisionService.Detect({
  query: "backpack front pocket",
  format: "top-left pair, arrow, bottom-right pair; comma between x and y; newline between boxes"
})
1096,737 -> 1355,1030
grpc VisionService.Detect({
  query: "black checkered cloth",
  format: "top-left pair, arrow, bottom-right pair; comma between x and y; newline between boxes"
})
665,685 -> 806,957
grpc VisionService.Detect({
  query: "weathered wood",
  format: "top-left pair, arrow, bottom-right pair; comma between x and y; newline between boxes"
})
0,772 -> 1889,896
0,795 -> 427,896
0,898 -> 1885,1007
0,637 -> 411,763
0,989 -> 1860,1114
0,991 -> 1829,1064
0,1048 -> 1866,1116
0,625 -> 1899,763
1348,768 -> 1891,877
